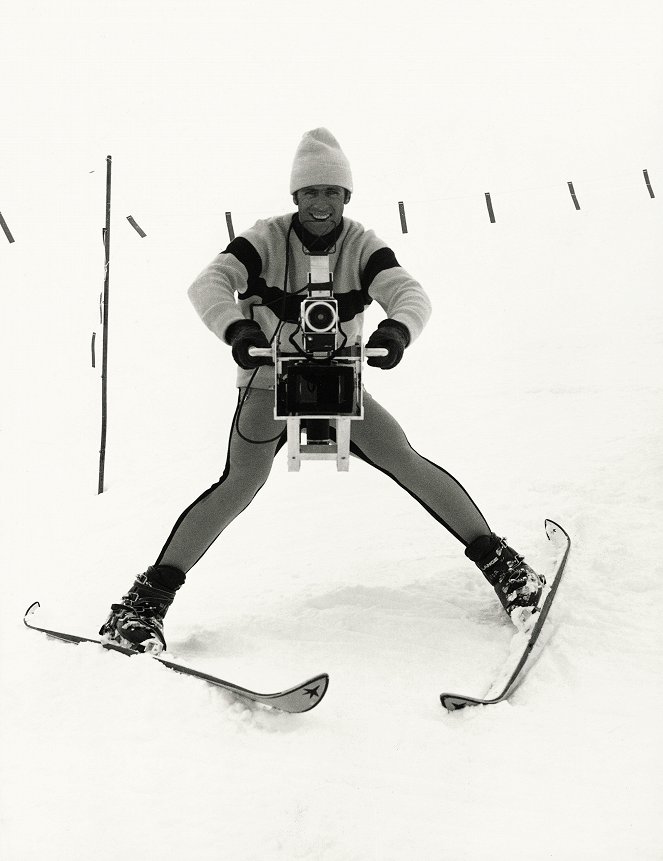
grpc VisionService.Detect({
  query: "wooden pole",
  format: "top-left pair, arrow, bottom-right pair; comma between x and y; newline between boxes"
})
485,192 -> 496,223
398,201 -> 408,233
98,155 -> 112,494
567,181 -> 581,210
0,211 -> 15,243
225,211 -> 235,241
126,215 -> 147,237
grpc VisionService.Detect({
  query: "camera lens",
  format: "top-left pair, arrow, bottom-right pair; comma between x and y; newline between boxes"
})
304,300 -> 336,333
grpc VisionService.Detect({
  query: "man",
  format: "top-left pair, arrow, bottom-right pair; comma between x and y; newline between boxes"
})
100,128 -> 544,653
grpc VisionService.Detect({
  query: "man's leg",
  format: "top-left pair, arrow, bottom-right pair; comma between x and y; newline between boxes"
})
156,387 -> 286,572
99,387 -> 286,650
349,391 -> 491,546
350,392 -> 545,627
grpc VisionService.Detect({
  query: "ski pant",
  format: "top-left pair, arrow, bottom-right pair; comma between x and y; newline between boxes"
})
155,388 -> 491,573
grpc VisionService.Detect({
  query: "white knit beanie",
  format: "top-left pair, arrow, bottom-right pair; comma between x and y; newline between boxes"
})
289,128 -> 353,194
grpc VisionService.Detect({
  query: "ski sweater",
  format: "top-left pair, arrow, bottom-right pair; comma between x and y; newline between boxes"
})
187,212 -> 432,389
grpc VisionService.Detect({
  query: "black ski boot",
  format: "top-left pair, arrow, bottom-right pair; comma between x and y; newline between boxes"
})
99,565 -> 186,653
465,533 -> 546,629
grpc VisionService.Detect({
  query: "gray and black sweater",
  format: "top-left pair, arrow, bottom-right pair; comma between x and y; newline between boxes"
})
187,212 -> 433,389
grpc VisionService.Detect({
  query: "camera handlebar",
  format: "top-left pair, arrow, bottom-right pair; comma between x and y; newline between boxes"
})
248,347 -> 389,358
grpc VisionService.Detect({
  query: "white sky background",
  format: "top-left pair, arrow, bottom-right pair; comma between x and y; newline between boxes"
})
1,0 -> 661,225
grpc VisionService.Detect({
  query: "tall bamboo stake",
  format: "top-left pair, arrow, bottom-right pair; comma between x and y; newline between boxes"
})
98,155 -> 112,494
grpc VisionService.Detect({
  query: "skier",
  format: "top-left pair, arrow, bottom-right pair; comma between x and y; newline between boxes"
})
100,128 -> 545,653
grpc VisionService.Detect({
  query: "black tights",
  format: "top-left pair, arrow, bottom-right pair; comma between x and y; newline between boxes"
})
155,388 -> 491,573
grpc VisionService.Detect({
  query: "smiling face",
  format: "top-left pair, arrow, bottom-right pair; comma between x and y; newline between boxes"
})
293,185 -> 350,236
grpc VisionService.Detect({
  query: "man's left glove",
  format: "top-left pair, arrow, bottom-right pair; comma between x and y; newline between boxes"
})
225,320 -> 272,370
365,319 -> 411,370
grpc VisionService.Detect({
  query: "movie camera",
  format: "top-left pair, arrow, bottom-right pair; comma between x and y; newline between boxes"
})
249,254 -> 387,471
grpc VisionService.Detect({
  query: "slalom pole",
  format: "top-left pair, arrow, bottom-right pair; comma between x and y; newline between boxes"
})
98,155 -> 112,494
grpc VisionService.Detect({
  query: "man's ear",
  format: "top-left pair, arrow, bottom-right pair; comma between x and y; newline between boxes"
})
292,192 -> 299,205
344,190 -> 352,204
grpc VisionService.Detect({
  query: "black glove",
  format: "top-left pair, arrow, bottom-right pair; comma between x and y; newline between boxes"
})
225,320 -> 272,370
365,319 -> 411,370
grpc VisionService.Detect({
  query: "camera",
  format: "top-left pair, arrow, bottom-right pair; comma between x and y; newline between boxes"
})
249,254 -> 386,471
275,254 -> 360,425
301,296 -> 338,354
299,253 -> 339,354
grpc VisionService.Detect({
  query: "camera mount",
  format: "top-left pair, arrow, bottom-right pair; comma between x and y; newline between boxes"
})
248,254 -> 387,471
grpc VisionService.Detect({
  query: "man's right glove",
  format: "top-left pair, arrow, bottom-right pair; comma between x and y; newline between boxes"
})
365,319 -> 411,370
225,320 -> 272,370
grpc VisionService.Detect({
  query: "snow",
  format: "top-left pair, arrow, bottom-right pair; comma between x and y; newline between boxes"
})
2,1 -> 663,859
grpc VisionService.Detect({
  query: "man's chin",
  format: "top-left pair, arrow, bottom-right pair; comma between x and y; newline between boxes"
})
303,217 -> 334,235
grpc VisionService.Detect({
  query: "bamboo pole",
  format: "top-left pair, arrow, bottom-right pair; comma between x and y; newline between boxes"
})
98,155 -> 112,494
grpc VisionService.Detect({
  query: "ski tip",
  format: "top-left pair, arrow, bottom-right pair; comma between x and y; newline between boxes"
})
298,672 -> 330,712
544,519 -> 569,543
440,692 -> 484,712
25,601 -> 40,617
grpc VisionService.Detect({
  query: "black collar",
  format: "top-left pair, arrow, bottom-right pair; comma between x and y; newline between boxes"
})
291,213 -> 344,254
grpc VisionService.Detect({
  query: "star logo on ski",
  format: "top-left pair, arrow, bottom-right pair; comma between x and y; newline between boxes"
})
303,685 -> 321,700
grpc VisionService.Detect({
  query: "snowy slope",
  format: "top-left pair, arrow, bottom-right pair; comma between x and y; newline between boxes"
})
3,177 -> 662,860
2,2 -> 663,859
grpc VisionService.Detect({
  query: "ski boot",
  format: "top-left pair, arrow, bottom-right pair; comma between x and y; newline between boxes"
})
465,533 -> 546,630
99,564 -> 186,653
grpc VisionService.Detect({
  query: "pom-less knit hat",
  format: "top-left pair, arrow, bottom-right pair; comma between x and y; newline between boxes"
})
290,128 -> 353,194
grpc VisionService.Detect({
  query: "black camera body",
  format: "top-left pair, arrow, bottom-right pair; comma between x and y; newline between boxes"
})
276,361 -> 357,417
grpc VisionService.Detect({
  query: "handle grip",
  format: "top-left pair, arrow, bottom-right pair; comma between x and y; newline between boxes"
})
247,347 -> 389,358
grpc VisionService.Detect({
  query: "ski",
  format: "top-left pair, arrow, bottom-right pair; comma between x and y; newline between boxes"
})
440,519 -> 571,711
23,602 -> 329,714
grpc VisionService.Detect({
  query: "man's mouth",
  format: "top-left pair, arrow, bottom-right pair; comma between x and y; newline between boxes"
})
310,213 -> 331,221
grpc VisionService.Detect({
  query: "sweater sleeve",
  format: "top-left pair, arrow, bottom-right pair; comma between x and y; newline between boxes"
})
360,231 -> 432,342
187,219 -> 275,343
187,252 -> 251,342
